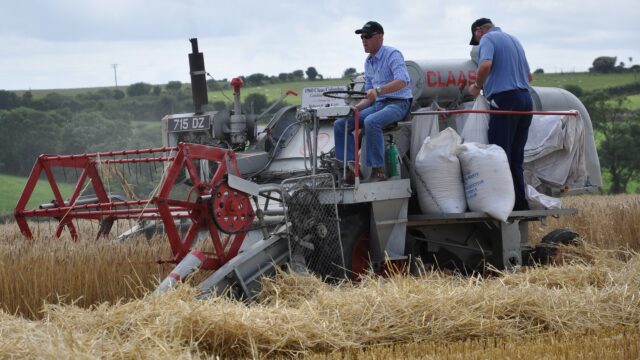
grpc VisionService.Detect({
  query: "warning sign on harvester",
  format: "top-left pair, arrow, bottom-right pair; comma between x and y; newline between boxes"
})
301,86 -> 348,109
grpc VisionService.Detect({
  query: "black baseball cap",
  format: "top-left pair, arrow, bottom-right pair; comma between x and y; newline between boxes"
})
355,21 -> 384,35
469,18 -> 492,45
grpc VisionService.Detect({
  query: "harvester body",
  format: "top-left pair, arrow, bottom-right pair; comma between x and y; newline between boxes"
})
15,39 -> 601,299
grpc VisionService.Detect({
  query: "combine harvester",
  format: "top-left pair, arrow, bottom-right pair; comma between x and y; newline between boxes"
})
15,39 -> 601,299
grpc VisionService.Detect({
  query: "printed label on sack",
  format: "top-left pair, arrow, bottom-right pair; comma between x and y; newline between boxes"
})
463,172 -> 483,199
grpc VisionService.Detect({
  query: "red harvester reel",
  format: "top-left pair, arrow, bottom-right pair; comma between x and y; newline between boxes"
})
14,142 -> 255,271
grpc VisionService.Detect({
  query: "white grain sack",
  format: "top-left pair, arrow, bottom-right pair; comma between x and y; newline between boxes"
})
457,143 -> 514,222
414,127 -> 467,214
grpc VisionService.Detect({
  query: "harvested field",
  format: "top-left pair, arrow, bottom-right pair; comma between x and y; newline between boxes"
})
0,194 -> 639,358
528,194 -> 640,249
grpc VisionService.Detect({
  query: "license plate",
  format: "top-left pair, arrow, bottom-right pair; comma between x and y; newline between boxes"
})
168,115 -> 210,132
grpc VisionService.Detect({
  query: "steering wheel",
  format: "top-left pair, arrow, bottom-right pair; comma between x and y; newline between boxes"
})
322,90 -> 367,100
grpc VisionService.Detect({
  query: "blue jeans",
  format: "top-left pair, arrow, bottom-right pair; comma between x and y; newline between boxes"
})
334,100 -> 410,168
487,89 -> 533,211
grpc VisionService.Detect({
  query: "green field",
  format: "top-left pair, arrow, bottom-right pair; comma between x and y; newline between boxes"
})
3,71 -> 638,212
213,73 -> 640,106
16,72 -> 638,106
14,79 -> 347,103
0,174 -> 74,216
530,72 -> 639,91
609,93 -> 640,110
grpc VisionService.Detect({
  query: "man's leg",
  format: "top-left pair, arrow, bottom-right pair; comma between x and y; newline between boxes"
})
487,111 -> 517,164
488,93 -> 518,210
334,106 -> 377,162
510,115 -> 532,210
363,102 -> 410,168
333,116 -> 352,162
488,91 -> 532,211
510,92 -> 533,211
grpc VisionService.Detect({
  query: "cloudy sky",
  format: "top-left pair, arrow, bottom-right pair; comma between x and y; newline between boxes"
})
1,0 -> 638,90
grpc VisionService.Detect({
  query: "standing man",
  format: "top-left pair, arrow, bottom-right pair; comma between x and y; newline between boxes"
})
468,18 -> 533,211
334,21 -> 412,182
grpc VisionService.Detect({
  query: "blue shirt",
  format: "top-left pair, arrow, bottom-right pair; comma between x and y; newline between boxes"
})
364,45 -> 413,100
478,27 -> 531,98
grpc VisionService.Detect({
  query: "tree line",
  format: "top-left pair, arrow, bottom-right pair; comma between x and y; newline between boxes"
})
560,79 -> 640,193
532,56 -> 639,75
590,56 -> 639,74
0,64 -> 362,178
210,67 -> 360,88
0,60 -> 636,193
0,83 -> 271,177
528,55 -> 639,193
580,92 -> 639,194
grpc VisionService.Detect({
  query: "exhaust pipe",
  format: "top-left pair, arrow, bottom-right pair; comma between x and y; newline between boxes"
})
188,38 -> 209,114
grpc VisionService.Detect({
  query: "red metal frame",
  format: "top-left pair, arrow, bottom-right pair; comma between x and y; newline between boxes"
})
353,108 -> 360,180
14,142 -> 255,271
421,109 -> 579,117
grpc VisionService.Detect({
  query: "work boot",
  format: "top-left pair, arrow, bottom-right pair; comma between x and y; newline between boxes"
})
344,169 -> 356,185
341,161 -> 357,185
365,167 -> 386,183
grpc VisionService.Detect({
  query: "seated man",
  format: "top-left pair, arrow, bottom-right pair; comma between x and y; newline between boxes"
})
334,21 -> 412,182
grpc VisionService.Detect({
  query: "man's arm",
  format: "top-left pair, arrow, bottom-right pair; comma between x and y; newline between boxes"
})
469,59 -> 492,97
355,97 -> 373,110
380,79 -> 407,94
365,49 -> 410,102
365,79 -> 407,103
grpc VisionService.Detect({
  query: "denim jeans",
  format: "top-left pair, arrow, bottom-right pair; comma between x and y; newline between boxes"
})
334,100 -> 410,168
487,89 -> 533,211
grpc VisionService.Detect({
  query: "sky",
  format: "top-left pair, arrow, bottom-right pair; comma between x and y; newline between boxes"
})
1,0 -> 638,91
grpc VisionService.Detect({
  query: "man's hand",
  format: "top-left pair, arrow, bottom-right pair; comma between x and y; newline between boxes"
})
471,60 -> 491,98
354,98 -> 373,111
366,88 -> 377,103
468,83 -> 481,97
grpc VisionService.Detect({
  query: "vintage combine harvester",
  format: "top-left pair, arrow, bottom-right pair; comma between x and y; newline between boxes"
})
15,39 -> 601,299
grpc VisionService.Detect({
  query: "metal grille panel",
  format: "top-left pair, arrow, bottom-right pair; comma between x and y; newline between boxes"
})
282,174 -> 345,280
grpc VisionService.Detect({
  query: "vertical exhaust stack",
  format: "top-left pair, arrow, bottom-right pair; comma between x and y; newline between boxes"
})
229,77 -> 247,145
188,38 -> 208,114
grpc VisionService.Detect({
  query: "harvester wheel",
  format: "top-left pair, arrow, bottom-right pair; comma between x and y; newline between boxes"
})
339,212 -> 370,280
534,228 -> 581,265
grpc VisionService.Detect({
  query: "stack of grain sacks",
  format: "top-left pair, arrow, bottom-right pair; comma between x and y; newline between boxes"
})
414,123 -> 515,222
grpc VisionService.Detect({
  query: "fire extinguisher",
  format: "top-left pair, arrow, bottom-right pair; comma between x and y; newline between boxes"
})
385,134 -> 401,180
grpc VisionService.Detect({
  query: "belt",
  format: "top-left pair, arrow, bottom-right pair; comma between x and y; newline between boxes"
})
488,88 -> 529,100
379,97 -> 412,103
